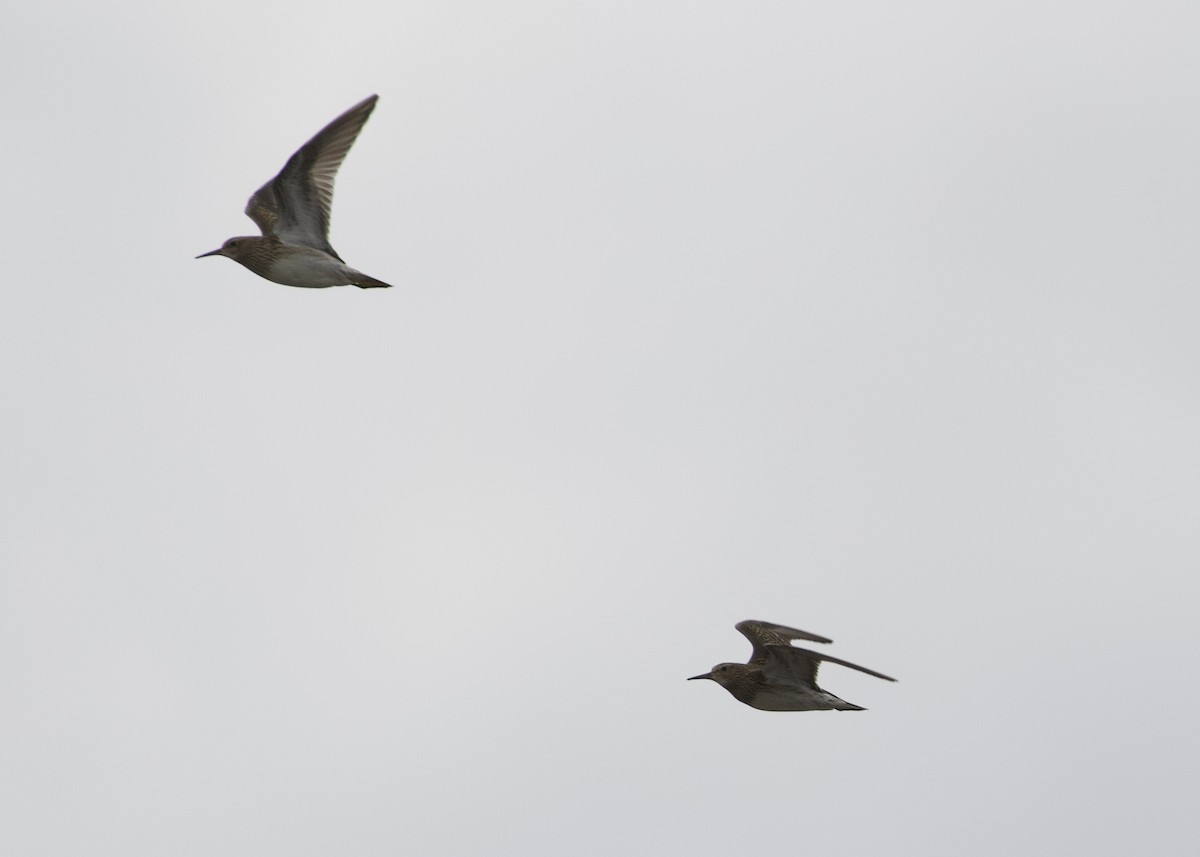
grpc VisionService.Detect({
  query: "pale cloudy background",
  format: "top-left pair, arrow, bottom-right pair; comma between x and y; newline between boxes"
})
2,1 -> 1198,854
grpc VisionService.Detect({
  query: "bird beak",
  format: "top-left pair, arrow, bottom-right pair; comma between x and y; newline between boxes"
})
687,673 -> 712,681
195,248 -> 222,259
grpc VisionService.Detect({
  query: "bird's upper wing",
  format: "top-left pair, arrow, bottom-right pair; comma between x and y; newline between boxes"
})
762,645 -> 898,686
735,620 -> 833,663
244,95 -> 379,257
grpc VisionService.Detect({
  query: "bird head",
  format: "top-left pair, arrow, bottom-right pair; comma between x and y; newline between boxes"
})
688,662 -> 746,688
196,237 -> 255,262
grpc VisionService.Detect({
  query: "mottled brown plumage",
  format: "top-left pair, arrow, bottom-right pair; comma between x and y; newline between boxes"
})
688,620 -> 896,711
197,95 -> 393,289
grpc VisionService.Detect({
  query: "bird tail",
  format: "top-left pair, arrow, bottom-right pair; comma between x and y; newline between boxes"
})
828,696 -> 867,711
351,274 -> 393,289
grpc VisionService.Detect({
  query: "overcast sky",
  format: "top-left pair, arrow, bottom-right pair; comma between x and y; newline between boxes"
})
3,1 -> 1199,855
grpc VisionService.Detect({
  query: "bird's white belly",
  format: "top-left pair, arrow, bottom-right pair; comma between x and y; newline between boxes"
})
267,248 -> 355,288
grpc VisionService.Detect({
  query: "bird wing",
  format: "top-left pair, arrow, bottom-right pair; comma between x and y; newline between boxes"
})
244,95 -> 379,258
763,645 -> 898,685
735,620 -> 833,664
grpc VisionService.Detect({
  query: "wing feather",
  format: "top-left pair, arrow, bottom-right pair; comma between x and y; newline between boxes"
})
735,619 -> 833,663
244,95 -> 379,257
764,645 -> 897,685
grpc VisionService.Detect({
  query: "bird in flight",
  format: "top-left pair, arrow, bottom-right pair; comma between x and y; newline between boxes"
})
689,620 -> 896,711
197,95 -> 394,289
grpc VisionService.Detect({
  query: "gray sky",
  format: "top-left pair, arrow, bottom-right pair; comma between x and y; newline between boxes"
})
3,1 -> 1199,854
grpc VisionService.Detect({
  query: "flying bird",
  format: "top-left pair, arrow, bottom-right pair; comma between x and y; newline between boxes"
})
688,620 -> 896,711
197,95 -> 393,289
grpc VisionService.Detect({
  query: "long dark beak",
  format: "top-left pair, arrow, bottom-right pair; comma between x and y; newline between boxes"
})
687,673 -> 712,681
195,248 -> 222,259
